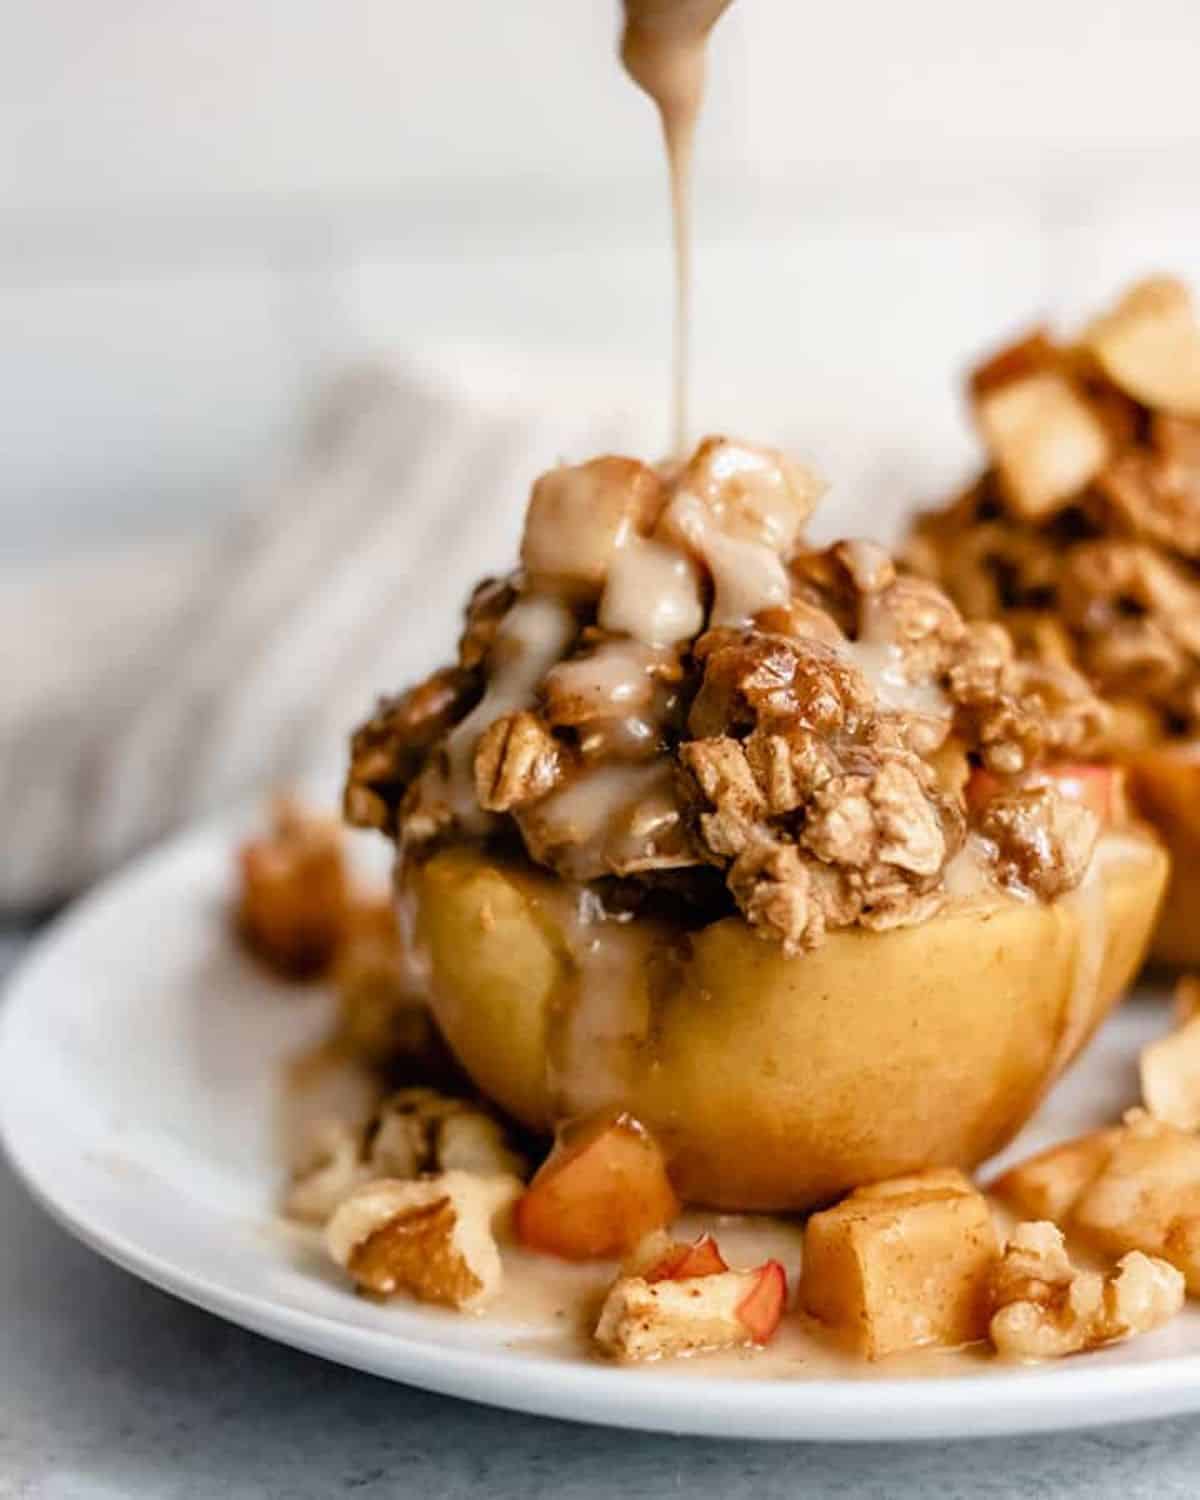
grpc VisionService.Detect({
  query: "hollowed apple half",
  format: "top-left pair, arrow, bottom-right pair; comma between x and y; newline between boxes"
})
1127,742 -> 1200,968
408,834 -> 1167,1211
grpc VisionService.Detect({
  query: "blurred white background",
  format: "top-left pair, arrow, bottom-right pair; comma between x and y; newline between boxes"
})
7,0 -> 1200,564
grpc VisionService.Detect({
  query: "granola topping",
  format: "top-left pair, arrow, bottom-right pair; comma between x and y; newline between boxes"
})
347,436 -> 1110,950
910,277 -> 1200,750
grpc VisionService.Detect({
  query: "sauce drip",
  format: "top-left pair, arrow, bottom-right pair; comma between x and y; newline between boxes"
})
620,0 -> 734,455
443,595 -> 577,829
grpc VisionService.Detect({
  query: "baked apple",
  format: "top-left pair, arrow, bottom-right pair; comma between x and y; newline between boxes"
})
347,436 -> 1166,1212
909,277 -> 1200,966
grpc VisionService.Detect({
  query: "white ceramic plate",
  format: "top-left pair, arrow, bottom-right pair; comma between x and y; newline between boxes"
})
2,807 -> 1198,1442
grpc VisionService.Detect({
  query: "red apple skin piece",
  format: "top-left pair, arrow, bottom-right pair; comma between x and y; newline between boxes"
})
967,763 -> 1125,826
735,1260 -> 788,1344
515,1111 -> 680,1261
643,1233 -> 729,1284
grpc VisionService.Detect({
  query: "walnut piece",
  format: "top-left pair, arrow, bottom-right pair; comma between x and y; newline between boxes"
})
326,1171 -> 522,1309
285,1119 -> 370,1225
287,1089 -> 526,1227
367,1087 -> 527,1182
989,1220 -> 1183,1360
473,710 -> 561,812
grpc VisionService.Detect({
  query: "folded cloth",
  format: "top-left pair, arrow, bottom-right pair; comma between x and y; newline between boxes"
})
0,363 -> 643,911
2,352 -> 941,913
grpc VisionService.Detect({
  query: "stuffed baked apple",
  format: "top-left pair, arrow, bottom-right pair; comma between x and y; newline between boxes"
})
346,437 -> 1166,1211
910,278 -> 1200,967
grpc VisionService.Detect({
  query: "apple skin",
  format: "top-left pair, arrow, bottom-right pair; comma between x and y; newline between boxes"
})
410,836 -> 1167,1212
1127,743 -> 1200,968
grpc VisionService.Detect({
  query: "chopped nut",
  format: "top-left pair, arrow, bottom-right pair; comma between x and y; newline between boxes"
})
989,1220 -> 1183,1360
976,371 -> 1111,520
991,1128 -> 1121,1224
327,1171 -> 522,1309
473,710 -> 561,812
285,1090 -> 526,1227
594,1264 -> 782,1361
285,1118 -> 370,1225
799,1168 -> 997,1359
367,1088 -> 527,1182
345,671 -> 474,835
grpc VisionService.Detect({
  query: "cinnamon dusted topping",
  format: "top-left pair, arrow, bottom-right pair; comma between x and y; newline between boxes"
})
345,436 -> 1109,949
911,276 -> 1200,746
474,711 -> 563,812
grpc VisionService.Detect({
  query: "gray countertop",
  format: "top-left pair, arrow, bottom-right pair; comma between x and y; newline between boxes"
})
4,931 -> 1200,1499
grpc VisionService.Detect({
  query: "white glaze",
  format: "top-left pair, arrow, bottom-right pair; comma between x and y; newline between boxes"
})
843,639 -> 953,721
545,639 -> 662,716
599,535 -> 705,646
529,762 -> 682,878
620,0 -> 734,453
442,594 -> 576,828
662,491 -> 791,626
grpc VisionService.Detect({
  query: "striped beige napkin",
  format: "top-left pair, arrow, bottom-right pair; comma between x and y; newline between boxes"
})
0,364 -> 643,911
2,349 -> 945,912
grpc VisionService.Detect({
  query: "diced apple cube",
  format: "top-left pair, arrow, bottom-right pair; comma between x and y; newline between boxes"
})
521,456 -> 666,594
1141,1016 -> 1200,1131
1072,1110 -> 1200,1291
990,1128 -> 1122,1224
975,371 -> 1110,520
515,1111 -> 680,1261
1081,277 -> 1200,417
799,1169 -> 997,1360
670,436 -> 822,557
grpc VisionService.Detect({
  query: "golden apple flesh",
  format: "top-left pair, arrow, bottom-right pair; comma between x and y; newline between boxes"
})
409,834 -> 1167,1211
1126,743 -> 1200,968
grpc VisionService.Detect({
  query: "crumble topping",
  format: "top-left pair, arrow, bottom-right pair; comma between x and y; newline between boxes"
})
346,436 -> 1107,951
910,276 -> 1200,749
